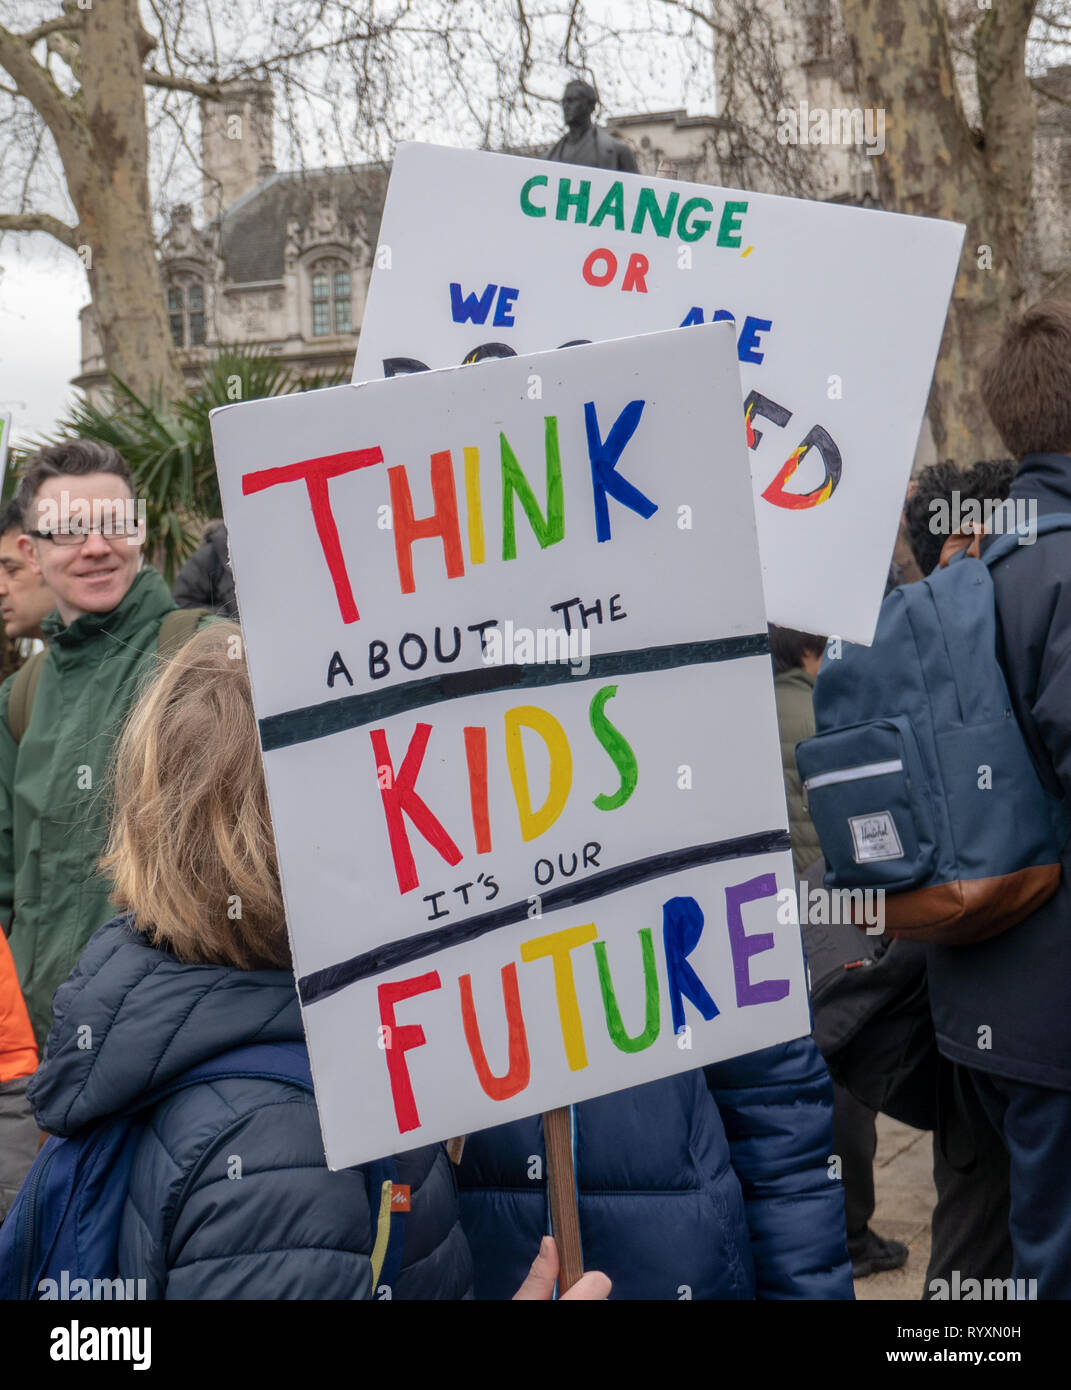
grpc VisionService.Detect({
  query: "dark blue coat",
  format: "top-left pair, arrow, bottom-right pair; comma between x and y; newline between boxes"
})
27,916 -> 471,1299
457,1037 -> 853,1299
928,453 -> 1071,1091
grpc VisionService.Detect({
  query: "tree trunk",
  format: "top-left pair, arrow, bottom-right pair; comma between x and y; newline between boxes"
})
839,0 -> 1036,463
67,0 -> 184,403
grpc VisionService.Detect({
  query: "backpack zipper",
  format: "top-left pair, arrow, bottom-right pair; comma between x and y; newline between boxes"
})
803,759 -> 903,791
17,1144 -> 54,1300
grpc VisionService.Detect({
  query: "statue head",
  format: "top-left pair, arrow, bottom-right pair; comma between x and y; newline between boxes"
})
562,79 -> 597,132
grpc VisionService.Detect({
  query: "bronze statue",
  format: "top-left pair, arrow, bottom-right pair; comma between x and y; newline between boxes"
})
545,79 -> 638,173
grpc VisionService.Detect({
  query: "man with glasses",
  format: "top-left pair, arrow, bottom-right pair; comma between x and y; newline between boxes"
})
0,441 -> 211,1047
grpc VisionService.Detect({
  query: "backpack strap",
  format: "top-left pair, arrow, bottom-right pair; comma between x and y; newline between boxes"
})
8,648 -> 47,745
981,510 -> 1071,567
5,607 -> 207,745
157,607 -> 209,662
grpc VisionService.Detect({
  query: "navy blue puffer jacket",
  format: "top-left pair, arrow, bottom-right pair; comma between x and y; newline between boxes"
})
27,916 -> 471,1300
457,1037 -> 853,1300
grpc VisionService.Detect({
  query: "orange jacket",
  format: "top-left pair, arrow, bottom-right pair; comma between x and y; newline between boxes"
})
0,929 -> 36,1083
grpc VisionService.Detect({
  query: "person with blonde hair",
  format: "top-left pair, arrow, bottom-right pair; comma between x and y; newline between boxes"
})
10,623 -> 606,1300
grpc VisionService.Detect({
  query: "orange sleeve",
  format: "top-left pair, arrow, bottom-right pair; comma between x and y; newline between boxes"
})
0,930 -> 37,1083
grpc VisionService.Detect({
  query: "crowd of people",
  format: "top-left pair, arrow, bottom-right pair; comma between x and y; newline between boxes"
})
0,298 -> 1069,1300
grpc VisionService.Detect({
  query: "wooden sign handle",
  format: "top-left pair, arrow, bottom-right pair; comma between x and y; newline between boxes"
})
543,1106 -> 583,1294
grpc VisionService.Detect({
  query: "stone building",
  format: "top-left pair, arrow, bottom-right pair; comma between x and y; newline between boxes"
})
75,80 -> 389,394
73,24 -> 1071,402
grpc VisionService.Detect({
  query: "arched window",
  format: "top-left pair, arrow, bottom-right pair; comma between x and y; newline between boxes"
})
310,260 -> 352,336
167,279 -> 206,347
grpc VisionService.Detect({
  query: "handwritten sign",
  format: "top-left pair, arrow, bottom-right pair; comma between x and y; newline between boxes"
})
353,142 -> 965,644
212,324 -> 810,1168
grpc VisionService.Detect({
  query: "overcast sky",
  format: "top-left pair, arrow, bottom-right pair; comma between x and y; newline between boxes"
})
0,0 -> 715,457
0,240 -> 87,452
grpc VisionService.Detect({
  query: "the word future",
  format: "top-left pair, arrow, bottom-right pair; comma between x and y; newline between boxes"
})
241,398 -> 654,626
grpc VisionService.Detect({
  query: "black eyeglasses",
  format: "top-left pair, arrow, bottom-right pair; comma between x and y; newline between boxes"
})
29,524 -> 141,546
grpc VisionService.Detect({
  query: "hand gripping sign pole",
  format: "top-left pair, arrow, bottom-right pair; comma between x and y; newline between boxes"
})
543,1106 -> 583,1293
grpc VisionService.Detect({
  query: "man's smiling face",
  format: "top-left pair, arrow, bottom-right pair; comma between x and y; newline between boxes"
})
20,472 -> 144,625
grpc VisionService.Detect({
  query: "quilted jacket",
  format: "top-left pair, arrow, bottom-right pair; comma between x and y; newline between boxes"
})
27,915 -> 472,1299
457,1038 -> 854,1300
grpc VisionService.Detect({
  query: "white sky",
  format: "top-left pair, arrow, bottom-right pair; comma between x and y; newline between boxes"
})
0,0 -> 714,448
0,239 -> 88,450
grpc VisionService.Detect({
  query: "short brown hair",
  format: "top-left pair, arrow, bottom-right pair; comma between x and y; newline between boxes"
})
101,622 -> 290,970
16,440 -> 134,531
981,301 -> 1071,458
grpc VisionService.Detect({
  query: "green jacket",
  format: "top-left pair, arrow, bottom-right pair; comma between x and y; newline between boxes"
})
0,567 -> 204,1048
774,667 -> 822,878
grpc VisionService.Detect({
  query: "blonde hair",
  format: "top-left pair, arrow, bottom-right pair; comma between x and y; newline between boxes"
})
101,621 -> 291,970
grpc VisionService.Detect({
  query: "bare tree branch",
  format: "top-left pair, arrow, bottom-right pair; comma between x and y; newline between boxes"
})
976,0 -> 1040,186
0,23 -> 85,163
0,210 -> 78,247
142,67 -> 227,98
46,31 -> 82,78
19,15 -> 84,47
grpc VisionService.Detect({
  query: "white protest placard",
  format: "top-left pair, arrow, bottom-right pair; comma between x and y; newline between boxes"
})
0,413 -> 10,491
353,142 -> 965,644
212,323 -> 810,1169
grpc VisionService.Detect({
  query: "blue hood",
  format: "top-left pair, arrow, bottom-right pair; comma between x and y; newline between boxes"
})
27,915 -> 304,1136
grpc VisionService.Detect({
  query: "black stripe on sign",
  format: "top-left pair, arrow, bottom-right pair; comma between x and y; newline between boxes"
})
297,827 -> 790,1005
260,633 -> 769,751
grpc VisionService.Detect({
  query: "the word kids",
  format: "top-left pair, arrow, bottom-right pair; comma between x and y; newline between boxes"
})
374,681 -> 636,895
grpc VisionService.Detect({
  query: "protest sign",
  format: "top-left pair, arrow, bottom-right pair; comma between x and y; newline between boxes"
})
353,142 -> 965,644
0,413 -> 10,490
212,322 -> 810,1169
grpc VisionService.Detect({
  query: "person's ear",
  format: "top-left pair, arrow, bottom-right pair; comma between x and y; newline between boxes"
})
16,534 -> 41,574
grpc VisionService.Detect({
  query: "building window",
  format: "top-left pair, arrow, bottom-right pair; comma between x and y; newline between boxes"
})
334,270 -> 351,333
166,279 -> 207,347
168,286 -> 184,347
311,271 -> 330,336
310,261 -> 352,336
188,283 -> 205,346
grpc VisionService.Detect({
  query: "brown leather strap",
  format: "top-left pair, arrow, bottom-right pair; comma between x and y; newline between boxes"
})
157,606 -> 208,661
8,649 -> 47,744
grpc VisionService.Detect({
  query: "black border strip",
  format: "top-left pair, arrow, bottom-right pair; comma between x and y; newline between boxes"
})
297,827 -> 790,1004
260,633 -> 769,751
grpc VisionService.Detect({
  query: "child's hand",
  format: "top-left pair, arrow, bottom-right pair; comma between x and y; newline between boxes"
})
512,1235 -> 611,1300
